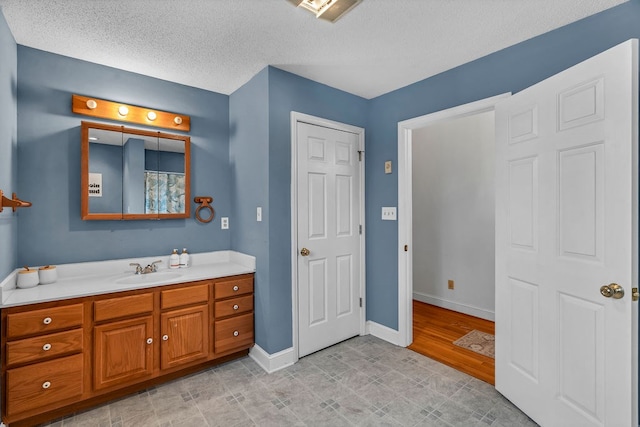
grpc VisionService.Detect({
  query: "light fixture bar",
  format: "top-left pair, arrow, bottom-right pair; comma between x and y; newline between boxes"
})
71,94 -> 190,132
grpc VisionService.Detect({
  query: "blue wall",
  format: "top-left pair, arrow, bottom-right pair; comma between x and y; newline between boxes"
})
229,67 -> 367,354
229,67 -> 270,352
0,10 -> 17,279
16,47 -> 231,267
365,0 -> 640,329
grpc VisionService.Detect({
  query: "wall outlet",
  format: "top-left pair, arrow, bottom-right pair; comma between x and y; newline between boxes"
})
384,160 -> 392,174
221,217 -> 229,229
448,279 -> 454,290
382,207 -> 397,220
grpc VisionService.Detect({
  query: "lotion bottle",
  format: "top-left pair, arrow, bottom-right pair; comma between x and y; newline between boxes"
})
179,248 -> 190,268
170,249 -> 180,269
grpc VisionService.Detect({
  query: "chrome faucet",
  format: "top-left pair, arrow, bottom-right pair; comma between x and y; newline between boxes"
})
129,260 -> 162,274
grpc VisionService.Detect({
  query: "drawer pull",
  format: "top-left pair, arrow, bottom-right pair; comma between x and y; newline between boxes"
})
43,317 -> 52,325
146,338 -> 153,345
233,285 -> 239,292
233,331 -> 239,337
42,343 -> 52,351
233,304 -> 239,310
42,381 -> 51,389
162,334 -> 169,341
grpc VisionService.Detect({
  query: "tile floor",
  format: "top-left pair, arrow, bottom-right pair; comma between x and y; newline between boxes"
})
41,336 -> 538,427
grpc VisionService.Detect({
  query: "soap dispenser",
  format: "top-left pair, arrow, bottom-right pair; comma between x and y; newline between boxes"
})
170,249 -> 180,269
179,248 -> 190,268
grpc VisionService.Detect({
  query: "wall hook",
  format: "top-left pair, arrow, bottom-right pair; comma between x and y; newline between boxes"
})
194,196 -> 214,223
0,190 -> 32,213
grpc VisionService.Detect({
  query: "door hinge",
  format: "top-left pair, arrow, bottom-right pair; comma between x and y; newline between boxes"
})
633,287 -> 639,302
358,150 -> 364,161
359,297 -> 362,308
404,244 -> 408,252
359,225 -> 362,235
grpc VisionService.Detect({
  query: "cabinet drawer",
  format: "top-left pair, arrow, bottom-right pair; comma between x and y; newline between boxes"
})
214,277 -> 253,300
6,329 -> 83,367
6,353 -> 83,416
94,292 -> 154,322
214,294 -> 253,319
161,284 -> 209,310
6,304 -> 84,339
214,313 -> 254,354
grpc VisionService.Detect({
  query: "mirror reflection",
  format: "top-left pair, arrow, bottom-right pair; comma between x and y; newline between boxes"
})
81,122 -> 190,220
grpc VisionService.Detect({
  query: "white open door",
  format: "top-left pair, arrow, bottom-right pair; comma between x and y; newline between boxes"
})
495,39 -> 638,426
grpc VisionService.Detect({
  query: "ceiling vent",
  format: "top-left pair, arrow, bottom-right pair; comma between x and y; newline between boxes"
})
287,0 -> 362,23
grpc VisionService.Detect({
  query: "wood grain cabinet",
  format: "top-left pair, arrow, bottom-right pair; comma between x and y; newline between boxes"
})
2,302 -> 85,420
1,273 -> 254,427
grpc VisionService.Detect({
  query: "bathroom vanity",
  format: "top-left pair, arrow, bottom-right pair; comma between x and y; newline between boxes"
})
0,252 -> 255,426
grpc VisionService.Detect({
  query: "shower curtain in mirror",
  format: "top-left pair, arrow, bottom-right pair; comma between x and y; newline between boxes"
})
145,171 -> 185,214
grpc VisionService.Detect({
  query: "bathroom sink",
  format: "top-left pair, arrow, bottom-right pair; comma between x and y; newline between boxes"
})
115,271 -> 181,285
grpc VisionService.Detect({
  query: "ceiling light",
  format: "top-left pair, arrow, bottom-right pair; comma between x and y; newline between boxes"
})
287,0 -> 362,23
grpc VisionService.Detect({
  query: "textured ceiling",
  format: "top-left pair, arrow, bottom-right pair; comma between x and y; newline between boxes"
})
0,0 -> 628,99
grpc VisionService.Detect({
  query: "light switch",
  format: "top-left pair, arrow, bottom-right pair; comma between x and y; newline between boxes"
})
221,217 -> 229,229
382,207 -> 397,220
257,207 -> 262,222
384,160 -> 392,174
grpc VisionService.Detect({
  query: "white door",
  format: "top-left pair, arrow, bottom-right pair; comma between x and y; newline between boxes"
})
495,39 -> 638,426
297,121 -> 362,357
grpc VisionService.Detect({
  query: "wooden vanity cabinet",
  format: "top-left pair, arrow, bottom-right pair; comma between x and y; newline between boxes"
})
160,284 -> 209,370
2,301 -> 86,420
1,273 -> 254,427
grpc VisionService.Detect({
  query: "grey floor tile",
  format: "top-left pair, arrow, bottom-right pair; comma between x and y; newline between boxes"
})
33,335 -> 542,427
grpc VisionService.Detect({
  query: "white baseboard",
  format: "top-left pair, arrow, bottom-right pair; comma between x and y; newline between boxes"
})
249,344 -> 296,374
366,320 -> 403,346
413,291 -> 495,321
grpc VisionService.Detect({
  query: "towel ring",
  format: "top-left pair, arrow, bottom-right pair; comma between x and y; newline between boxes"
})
194,196 -> 214,223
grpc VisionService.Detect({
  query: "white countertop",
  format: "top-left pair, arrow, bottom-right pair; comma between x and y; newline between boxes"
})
0,251 -> 255,308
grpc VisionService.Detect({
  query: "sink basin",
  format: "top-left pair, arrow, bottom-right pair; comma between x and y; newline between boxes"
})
115,271 -> 181,285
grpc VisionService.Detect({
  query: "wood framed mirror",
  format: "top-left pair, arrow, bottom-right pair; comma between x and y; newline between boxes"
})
81,121 -> 191,220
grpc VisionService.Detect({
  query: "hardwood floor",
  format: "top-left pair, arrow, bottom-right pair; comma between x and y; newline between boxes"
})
408,300 -> 495,385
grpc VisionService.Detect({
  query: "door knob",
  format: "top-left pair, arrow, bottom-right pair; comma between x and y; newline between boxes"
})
300,247 -> 310,256
600,283 -> 624,299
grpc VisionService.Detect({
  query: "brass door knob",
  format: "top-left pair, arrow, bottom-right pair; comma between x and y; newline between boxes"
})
300,247 -> 310,256
600,283 -> 624,299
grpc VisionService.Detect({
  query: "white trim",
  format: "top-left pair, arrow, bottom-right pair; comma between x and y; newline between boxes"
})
249,344 -> 296,373
397,93 -> 511,347
366,321 -> 402,346
413,291 -> 495,321
290,112 -> 366,361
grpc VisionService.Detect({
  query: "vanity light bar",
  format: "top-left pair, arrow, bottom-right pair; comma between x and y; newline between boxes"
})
71,94 -> 190,132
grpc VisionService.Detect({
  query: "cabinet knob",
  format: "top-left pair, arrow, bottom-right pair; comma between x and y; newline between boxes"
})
162,335 -> 169,341
233,304 -> 239,310
42,381 -> 51,389
42,343 -> 52,351
233,331 -> 239,337
233,285 -> 239,291
146,338 -> 153,345
43,317 -> 52,325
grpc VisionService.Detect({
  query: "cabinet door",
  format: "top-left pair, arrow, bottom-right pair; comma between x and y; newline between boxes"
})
160,305 -> 208,370
94,316 -> 154,390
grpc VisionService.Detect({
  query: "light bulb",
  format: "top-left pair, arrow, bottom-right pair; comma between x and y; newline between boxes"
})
86,99 -> 97,110
118,106 -> 129,116
147,111 -> 157,121
174,116 -> 183,125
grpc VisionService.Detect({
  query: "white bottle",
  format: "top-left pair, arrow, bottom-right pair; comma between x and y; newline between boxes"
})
179,248 -> 190,268
169,249 -> 180,269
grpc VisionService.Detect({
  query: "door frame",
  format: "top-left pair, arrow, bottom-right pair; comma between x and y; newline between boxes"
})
290,111 -> 366,361
396,93 -> 510,347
